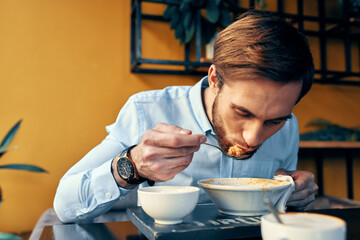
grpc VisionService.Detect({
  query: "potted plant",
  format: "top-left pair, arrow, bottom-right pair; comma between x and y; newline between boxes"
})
0,120 -> 47,239
300,118 -> 360,141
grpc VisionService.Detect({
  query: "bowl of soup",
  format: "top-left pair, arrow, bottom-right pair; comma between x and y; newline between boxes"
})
198,177 -> 294,216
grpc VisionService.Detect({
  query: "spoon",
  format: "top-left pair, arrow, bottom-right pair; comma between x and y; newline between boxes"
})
202,142 -> 251,160
264,198 -> 284,224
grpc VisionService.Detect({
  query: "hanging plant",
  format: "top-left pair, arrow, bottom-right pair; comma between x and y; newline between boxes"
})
162,0 -> 267,45
162,0 -> 236,45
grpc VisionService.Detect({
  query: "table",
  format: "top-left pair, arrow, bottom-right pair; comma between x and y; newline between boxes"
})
40,221 -> 146,240
39,208 -> 360,240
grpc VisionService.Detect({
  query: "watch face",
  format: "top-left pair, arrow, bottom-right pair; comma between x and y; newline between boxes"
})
117,157 -> 134,181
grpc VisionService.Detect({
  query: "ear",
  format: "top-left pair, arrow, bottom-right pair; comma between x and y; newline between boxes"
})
208,64 -> 219,94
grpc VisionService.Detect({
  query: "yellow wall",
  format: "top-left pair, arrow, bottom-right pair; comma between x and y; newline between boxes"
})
0,0 -> 359,234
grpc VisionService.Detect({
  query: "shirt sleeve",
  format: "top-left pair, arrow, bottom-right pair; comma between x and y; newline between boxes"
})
53,96 -> 142,223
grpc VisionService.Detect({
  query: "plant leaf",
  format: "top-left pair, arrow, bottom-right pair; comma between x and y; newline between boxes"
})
179,2 -> 190,13
219,6 -> 232,27
190,0 -> 204,8
206,0 -> 220,24
348,132 -> 358,141
201,17 -> 217,44
170,8 -> 181,29
223,0 -> 240,10
163,5 -> 176,20
257,0 -> 267,10
0,164 -> 47,173
0,233 -> 22,240
175,21 -> 185,42
0,120 -> 22,157
305,118 -> 343,129
183,10 -> 193,29
184,20 -> 195,44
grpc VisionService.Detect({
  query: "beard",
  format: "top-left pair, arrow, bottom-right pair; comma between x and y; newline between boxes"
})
212,94 -> 232,152
211,93 -> 258,158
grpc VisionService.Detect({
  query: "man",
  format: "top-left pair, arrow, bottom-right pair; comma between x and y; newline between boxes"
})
54,10 -> 318,223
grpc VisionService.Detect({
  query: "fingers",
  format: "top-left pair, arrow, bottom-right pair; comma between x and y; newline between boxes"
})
142,144 -> 201,160
287,192 -> 316,210
275,168 -> 292,176
283,170 -> 318,209
291,171 -> 317,192
153,122 -> 192,135
146,123 -> 206,148
148,130 -> 206,148
132,123 -> 207,183
287,184 -> 318,205
148,154 -> 194,182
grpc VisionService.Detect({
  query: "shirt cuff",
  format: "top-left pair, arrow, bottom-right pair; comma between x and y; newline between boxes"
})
90,159 -> 132,205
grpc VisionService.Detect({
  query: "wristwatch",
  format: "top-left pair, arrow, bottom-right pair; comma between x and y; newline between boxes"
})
116,146 -> 154,186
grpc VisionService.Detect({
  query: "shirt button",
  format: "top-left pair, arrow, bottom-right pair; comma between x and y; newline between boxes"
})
105,192 -> 112,199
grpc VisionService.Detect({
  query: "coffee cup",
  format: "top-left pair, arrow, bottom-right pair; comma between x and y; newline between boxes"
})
261,212 -> 346,240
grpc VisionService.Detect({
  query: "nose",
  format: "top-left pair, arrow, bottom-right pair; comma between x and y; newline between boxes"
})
242,121 -> 263,149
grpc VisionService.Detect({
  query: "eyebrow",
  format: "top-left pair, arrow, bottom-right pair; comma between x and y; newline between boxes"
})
231,104 -> 293,121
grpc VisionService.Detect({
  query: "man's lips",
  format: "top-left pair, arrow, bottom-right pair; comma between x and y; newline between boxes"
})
233,145 -> 254,153
234,145 -> 258,156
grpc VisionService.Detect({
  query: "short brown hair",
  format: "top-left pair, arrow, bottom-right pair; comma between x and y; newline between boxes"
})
213,10 -> 314,103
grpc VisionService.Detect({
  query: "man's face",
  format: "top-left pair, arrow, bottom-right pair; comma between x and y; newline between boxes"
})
210,75 -> 302,158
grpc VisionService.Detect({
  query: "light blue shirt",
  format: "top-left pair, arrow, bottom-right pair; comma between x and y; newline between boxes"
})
54,77 -> 299,223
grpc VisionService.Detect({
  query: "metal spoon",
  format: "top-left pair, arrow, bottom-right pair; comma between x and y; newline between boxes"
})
202,142 -> 251,160
264,198 -> 284,224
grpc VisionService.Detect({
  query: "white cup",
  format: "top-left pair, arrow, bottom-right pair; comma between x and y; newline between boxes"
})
261,212 -> 346,240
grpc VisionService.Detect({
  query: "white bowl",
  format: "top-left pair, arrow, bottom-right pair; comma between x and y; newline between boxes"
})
261,212 -> 346,240
198,178 -> 293,216
138,185 -> 200,225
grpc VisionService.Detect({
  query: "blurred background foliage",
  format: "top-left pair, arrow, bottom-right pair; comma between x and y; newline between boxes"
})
300,118 -> 360,141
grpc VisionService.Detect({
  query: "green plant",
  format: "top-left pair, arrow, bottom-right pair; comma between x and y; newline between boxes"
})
0,233 -> 22,240
0,120 -> 47,239
300,118 -> 360,141
0,120 -> 46,171
163,0 -> 267,45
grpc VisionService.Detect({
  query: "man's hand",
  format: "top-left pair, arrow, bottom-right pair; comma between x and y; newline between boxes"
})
275,169 -> 318,210
130,123 -> 206,183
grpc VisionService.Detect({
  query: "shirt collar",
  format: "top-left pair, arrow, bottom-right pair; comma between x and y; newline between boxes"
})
189,76 -> 215,135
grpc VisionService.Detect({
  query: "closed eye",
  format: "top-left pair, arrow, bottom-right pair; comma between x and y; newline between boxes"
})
233,107 -> 253,118
236,111 -> 252,118
267,115 -> 292,125
267,119 -> 285,125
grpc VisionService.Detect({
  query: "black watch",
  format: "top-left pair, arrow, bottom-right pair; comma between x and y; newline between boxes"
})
116,146 -> 154,186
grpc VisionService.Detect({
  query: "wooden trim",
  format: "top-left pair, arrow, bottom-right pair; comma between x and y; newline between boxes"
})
299,141 -> 360,149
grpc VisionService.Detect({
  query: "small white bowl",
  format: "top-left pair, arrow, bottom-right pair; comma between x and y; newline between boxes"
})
138,185 -> 200,225
198,178 -> 293,216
